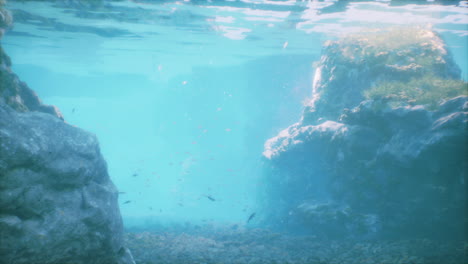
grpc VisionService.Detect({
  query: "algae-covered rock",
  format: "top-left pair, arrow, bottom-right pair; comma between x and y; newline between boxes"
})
261,27 -> 467,240
303,27 -> 462,124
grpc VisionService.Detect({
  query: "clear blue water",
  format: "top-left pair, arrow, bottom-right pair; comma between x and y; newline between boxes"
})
2,0 -> 467,228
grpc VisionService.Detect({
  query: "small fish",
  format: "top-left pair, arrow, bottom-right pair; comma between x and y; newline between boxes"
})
123,200 -> 131,204
118,191 -> 126,194
132,173 -> 138,177
203,195 -> 216,202
247,212 -> 256,223
72,108 -> 76,113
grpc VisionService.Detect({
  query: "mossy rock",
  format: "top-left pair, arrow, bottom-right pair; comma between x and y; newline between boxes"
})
336,27 -> 447,66
364,75 -> 468,110
323,26 -> 461,83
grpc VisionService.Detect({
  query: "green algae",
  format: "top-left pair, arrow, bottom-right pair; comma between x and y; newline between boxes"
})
336,27 -> 447,68
364,75 -> 468,110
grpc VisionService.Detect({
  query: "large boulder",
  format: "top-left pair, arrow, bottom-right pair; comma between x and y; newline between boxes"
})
0,2 -> 135,263
261,27 -> 467,240
0,104 -> 135,264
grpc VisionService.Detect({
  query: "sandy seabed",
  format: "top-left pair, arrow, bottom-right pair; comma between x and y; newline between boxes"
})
124,227 -> 466,264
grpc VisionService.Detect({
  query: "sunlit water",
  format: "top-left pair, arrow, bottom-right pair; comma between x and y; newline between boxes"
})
3,0 -> 467,229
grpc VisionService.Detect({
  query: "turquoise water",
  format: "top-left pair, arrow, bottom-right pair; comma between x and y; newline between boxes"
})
3,0 -> 467,228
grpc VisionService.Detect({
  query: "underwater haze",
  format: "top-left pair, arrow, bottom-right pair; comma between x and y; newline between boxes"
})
1,0 -> 467,263
4,0 -> 325,225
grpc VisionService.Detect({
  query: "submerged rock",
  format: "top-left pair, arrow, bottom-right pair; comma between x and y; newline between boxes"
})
1,1 -> 63,117
303,27 -> 461,124
0,104 -> 134,264
0,43 -> 62,118
0,2 -> 134,263
261,27 -> 467,240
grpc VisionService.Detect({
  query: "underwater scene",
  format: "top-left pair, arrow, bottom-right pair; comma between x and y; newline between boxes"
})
0,0 -> 467,263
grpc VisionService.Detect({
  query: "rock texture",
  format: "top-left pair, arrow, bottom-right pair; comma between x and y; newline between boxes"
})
0,105 -> 134,264
0,11 -> 63,119
0,2 -> 134,263
302,27 -> 461,125
261,27 -> 467,240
